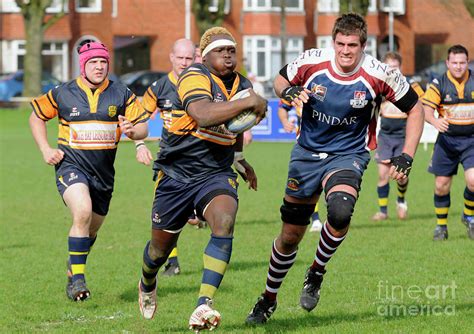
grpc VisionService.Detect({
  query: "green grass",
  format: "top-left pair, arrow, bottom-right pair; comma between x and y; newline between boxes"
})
1,108 -> 473,333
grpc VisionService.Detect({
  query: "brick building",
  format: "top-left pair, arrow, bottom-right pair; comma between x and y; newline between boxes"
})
1,0 -> 473,90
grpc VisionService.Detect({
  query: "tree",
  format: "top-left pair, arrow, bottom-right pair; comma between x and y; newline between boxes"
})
340,0 -> 370,16
15,0 -> 65,98
192,0 -> 227,36
464,0 -> 474,17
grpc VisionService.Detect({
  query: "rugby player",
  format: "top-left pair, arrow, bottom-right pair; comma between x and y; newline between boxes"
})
29,39 -> 148,301
246,13 -> 424,324
136,27 -> 267,332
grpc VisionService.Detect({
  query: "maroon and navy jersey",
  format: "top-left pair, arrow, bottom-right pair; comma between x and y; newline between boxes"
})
31,77 -> 148,190
280,48 -> 419,154
422,69 -> 474,136
154,63 -> 252,183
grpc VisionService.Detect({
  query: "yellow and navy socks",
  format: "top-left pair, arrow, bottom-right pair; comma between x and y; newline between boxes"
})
197,235 -> 232,306
464,187 -> 474,218
397,179 -> 408,203
141,240 -> 167,292
167,247 -> 179,265
68,236 -> 90,283
434,193 -> 450,226
377,183 -> 390,214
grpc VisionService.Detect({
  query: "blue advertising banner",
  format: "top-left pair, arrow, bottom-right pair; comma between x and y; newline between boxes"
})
146,98 -> 297,142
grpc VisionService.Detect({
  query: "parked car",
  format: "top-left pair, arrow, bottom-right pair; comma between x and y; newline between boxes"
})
410,60 -> 474,89
120,70 -> 167,96
0,70 -> 62,101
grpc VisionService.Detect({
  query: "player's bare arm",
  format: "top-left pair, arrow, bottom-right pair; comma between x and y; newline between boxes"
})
118,115 -> 148,140
186,89 -> 266,128
382,101 -> 424,180
423,104 -> 449,133
274,74 -> 310,108
29,112 -> 64,165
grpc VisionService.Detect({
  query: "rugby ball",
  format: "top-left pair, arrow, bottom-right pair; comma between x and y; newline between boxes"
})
226,89 -> 257,133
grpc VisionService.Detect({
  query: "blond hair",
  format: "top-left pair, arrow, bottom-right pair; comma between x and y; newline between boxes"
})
199,27 -> 236,53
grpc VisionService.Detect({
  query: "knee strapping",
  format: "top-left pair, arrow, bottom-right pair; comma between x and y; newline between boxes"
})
326,191 -> 356,230
280,199 -> 315,225
324,170 -> 362,194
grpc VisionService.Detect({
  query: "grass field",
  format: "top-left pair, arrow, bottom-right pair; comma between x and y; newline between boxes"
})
1,108 -> 473,333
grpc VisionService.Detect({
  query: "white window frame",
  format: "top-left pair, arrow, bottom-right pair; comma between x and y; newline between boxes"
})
75,0 -> 102,13
0,0 -> 20,13
368,0 -> 377,13
244,0 -> 304,12
0,0 -> 67,13
316,35 -> 377,58
1,40 -> 68,81
244,35 -> 304,81
317,0 -> 339,13
316,36 -> 333,49
364,36 -> 377,58
46,0 -> 69,13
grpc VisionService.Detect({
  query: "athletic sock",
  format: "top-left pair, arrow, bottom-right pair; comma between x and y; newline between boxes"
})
197,235 -> 233,306
434,193 -> 450,226
310,222 -> 346,275
167,247 -> 179,265
397,179 -> 409,203
377,183 -> 390,214
463,187 -> 474,217
68,236 -> 91,282
141,241 -> 167,292
263,239 -> 297,302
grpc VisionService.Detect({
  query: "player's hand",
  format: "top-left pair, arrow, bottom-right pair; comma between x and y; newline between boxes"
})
119,115 -> 135,138
248,89 -> 267,124
136,144 -> 153,166
282,119 -> 296,133
239,159 -> 257,190
281,86 -> 310,109
41,147 -> 64,165
433,118 -> 449,133
382,153 -> 413,181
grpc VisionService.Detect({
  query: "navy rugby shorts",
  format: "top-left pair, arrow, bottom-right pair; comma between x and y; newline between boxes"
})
151,171 -> 239,232
285,143 -> 370,198
374,133 -> 404,163
428,133 -> 474,176
55,163 -> 112,216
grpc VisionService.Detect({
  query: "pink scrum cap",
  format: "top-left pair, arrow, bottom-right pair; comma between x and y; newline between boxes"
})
78,41 -> 110,76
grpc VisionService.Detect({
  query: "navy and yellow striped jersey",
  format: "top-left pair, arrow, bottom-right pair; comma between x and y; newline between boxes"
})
422,69 -> 474,136
31,77 -> 148,190
153,63 -> 252,183
379,80 -> 424,138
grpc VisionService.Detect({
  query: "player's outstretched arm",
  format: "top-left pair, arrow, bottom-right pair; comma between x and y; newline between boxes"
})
29,112 -> 64,165
187,89 -> 267,128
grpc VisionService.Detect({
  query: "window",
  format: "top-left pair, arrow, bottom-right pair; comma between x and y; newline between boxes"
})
317,0 -> 339,13
0,0 -> 67,13
368,0 -> 377,12
244,36 -> 303,81
75,0 -> 102,13
364,36 -> 377,58
244,0 -> 303,11
317,36 -> 333,49
0,0 -> 20,12
316,35 -> 377,58
46,0 -> 68,13
1,40 -> 68,81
